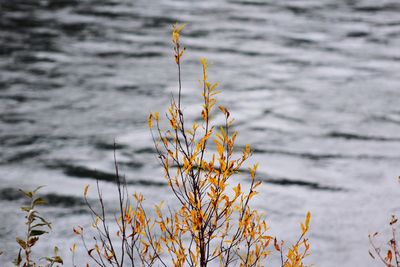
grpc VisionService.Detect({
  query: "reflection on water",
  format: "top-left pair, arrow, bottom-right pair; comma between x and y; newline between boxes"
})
1,0 -> 400,266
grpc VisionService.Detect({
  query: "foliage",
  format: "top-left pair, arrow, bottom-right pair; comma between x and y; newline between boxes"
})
369,214 -> 400,267
73,24 -> 311,267
369,177 -> 400,267
14,187 -> 63,267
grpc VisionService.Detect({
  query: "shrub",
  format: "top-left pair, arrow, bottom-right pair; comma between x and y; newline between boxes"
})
14,187 -> 63,267
369,213 -> 400,266
73,24 -> 311,267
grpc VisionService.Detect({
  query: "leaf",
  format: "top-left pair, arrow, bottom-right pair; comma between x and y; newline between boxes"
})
19,189 -> 33,198
84,184 -> 89,198
179,50 -> 185,58
52,255 -> 63,263
200,58 -> 208,69
28,236 -> 39,246
211,82 -> 219,91
32,197 -> 46,207
70,243 -> 77,253
248,191 -> 257,199
253,180 -> 262,189
198,109 -> 205,122
148,113 -> 153,129
16,237 -> 26,249
20,206 -> 32,212
35,215 -> 52,229
30,230 -> 48,236
386,250 -> 393,262
301,223 -> 306,234
33,185 -> 45,193
233,184 -> 241,198
176,23 -> 186,33
216,141 -> 224,156
13,249 -> 22,266
43,257 -> 54,262
305,211 -> 311,229
73,226 -> 83,235
274,238 -> 280,252
31,223 -> 49,229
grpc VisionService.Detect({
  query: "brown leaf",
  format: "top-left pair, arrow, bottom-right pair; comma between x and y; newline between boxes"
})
274,238 -> 280,252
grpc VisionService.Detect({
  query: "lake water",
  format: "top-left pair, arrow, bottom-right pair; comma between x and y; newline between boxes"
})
1,0 -> 400,266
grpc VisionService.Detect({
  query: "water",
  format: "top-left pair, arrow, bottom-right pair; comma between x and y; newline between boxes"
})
1,0 -> 400,266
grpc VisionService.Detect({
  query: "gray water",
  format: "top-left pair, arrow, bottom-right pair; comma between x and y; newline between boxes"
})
1,0 -> 400,266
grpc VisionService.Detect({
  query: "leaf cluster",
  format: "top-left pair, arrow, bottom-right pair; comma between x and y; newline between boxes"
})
370,215 -> 400,267
73,24 -> 312,267
14,187 -> 63,267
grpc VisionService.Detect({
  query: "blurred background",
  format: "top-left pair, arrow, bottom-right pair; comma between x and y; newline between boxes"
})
1,0 -> 400,266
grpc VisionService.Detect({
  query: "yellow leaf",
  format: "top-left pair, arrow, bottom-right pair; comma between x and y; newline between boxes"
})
172,31 -> 179,44
200,58 -> 207,69
211,82 -> 219,91
233,184 -> 241,198
176,23 -> 186,33
216,141 -> 224,156
148,113 -> 153,129
106,251 -> 114,261
305,211 -> 311,229
83,184 -> 89,198
160,222 -> 166,232
170,118 -> 177,129
73,226 -> 83,235
248,191 -> 257,199
301,223 -> 306,234
70,243 -> 77,253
